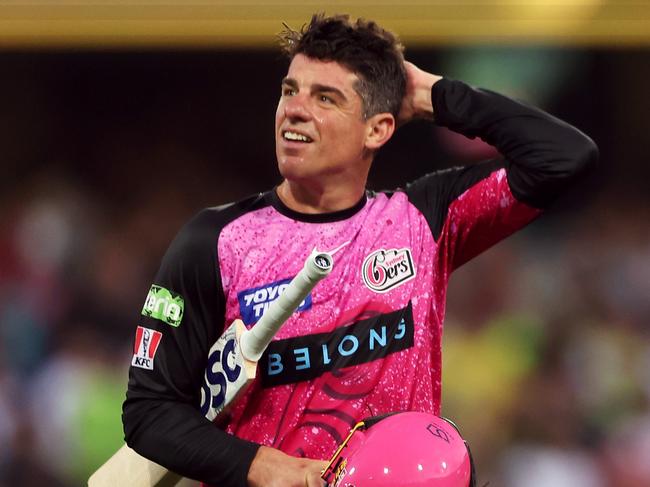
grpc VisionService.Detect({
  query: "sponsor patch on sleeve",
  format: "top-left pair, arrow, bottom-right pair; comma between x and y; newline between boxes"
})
132,326 -> 163,370
141,284 -> 184,327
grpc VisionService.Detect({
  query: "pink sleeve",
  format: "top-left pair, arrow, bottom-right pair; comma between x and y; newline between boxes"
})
440,168 -> 542,270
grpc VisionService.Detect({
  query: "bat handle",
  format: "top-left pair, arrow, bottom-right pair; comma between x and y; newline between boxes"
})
240,250 -> 333,363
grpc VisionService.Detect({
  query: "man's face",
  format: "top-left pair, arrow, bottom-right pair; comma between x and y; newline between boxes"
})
275,54 -> 372,184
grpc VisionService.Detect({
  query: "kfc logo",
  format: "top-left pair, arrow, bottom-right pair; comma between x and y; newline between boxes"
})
132,326 -> 163,370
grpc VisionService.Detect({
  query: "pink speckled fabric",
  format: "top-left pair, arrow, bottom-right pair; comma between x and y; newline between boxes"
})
215,169 -> 540,460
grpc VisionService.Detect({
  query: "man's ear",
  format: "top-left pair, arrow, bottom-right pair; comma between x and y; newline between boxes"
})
364,113 -> 396,151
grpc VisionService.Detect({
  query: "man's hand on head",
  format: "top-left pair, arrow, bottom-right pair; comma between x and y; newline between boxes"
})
397,61 -> 443,126
247,445 -> 328,487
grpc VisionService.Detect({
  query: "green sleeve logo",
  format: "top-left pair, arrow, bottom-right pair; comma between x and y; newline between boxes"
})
142,285 -> 185,327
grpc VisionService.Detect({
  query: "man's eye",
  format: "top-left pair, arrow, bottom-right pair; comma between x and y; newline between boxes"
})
283,87 -> 297,96
320,95 -> 334,103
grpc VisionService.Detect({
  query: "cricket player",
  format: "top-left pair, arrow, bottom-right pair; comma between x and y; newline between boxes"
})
122,13 -> 598,487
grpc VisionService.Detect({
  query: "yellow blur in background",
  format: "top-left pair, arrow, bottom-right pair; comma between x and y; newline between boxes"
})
0,0 -> 648,48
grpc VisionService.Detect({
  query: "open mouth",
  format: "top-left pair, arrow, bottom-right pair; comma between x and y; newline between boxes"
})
282,130 -> 313,143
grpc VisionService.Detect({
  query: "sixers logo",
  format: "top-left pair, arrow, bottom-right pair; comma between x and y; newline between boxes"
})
362,248 -> 416,293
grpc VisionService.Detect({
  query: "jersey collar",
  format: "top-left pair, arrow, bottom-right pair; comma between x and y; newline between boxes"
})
266,188 -> 367,223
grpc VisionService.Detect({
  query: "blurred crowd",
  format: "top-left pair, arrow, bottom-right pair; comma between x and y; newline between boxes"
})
0,48 -> 648,486
443,197 -> 650,486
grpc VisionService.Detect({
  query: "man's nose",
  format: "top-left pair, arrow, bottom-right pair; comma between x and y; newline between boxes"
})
284,95 -> 311,122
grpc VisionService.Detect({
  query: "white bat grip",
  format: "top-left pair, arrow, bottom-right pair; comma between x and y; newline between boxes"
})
239,250 -> 333,363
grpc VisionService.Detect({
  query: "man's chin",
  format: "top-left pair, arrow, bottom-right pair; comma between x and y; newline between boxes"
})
277,155 -> 311,180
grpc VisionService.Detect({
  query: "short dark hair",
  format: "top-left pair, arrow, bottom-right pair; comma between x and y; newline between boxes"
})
279,13 -> 407,120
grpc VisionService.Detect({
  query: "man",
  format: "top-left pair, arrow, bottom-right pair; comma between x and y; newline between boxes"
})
122,14 -> 598,487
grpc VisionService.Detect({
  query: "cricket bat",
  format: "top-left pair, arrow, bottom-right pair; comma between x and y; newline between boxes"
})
89,249 -> 334,487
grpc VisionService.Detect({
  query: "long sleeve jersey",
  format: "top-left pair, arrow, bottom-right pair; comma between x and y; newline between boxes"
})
122,79 -> 598,486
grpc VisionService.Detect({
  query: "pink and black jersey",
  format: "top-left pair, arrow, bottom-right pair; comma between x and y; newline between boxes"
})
123,79 -> 598,486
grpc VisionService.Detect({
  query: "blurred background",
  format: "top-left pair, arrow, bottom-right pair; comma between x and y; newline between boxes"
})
0,1 -> 648,486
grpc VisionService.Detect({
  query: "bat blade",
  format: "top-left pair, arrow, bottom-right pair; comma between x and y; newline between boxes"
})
88,444 -> 186,487
201,319 -> 257,421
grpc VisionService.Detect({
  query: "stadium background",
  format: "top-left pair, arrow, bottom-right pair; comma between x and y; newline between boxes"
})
0,1 -> 649,486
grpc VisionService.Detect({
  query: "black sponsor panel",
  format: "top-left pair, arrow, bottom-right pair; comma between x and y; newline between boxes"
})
261,302 -> 414,387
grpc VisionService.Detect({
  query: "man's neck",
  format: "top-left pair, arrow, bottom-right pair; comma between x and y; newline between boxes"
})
276,179 -> 366,214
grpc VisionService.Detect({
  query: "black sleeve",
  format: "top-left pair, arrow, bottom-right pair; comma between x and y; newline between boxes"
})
406,79 -> 599,241
431,78 -> 599,209
122,207 -> 260,486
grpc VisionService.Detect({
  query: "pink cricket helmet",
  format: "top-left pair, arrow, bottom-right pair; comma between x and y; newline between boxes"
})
322,411 -> 475,487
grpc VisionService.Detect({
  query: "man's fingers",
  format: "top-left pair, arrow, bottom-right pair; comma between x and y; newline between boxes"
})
305,470 -> 326,487
305,460 -> 328,486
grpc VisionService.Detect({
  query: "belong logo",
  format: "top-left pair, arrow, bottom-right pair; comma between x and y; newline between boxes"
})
238,277 -> 312,325
362,248 -> 416,293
